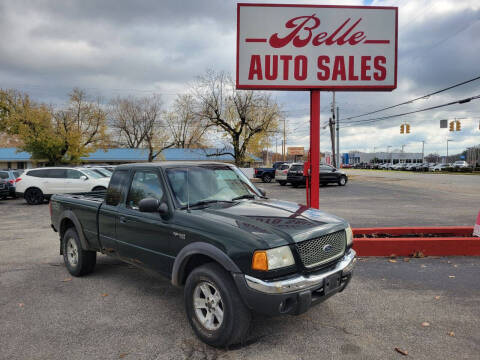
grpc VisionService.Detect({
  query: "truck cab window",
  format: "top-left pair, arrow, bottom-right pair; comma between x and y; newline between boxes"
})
106,170 -> 129,206
126,171 -> 164,210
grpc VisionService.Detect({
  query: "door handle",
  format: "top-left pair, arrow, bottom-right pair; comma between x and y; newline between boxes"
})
119,216 -> 127,224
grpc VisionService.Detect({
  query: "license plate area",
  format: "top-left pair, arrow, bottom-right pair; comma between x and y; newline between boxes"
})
323,272 -> 342,295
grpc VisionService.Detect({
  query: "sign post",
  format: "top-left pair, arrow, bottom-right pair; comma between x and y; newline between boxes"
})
237,3 -> 398,208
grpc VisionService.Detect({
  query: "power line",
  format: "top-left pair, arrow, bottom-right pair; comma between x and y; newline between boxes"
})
343,75 -> 480,121
339,94 -> 480,128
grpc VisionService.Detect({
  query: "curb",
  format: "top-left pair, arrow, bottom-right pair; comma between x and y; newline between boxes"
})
352,226 -> 480,256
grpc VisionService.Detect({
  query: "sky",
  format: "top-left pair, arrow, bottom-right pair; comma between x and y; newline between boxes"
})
1,0 -> 479,156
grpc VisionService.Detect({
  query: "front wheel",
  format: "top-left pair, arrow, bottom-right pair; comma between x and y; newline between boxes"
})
62,228 -> 96,276
338,175 -> 348,186
184,263 -> 251,348
24,188 -> 44,205
278,181 -> 286,186
262,174 -> 272,183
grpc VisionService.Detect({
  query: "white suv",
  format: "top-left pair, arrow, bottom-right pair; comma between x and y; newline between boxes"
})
16,167 -> 110,204
275,163 -> 292,186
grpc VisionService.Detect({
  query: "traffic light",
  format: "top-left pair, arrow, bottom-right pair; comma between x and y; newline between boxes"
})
455,120 -> 461,131
406,124 -> 410,133
400,124 -> 404,134
449,121 -> 454,131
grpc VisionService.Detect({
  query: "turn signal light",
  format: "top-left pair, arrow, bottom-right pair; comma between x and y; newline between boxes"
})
252,251 -> 268,271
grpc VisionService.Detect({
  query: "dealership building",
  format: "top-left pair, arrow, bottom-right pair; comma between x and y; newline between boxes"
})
343,151 -> 424,165
0,147 -> 261,170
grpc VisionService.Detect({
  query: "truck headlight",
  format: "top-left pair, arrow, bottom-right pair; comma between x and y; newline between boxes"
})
252,246 -> 295,271
346,226 -> 354,247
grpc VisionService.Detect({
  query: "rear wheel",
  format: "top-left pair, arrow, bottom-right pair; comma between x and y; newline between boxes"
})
292,182 -> 299,188
184,263 -> 251,347
278,181 -> 286,186
92,186 -> 106,192
62,228 -> 96,276
338,175 -> 348,186
24,188 -> 44,205
262,174 -> 272,183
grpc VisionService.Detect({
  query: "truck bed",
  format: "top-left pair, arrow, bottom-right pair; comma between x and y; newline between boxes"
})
51,191 -> 106,252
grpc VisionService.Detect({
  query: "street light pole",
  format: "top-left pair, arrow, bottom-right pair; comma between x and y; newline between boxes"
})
387,146 -> 392,164
446,139 -> 452,164
421,140 -> 425,163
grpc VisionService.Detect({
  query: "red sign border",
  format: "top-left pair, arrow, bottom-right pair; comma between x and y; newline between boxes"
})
236,3 -> 398,91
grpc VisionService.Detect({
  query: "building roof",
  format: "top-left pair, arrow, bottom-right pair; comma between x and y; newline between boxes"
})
0,148 -> 32,161
0,147 -> 261,162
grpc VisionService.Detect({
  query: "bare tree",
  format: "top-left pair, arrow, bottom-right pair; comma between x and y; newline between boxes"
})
53,88 -> 110,162
194,70 -> 281,166
110,95 -> 174,162
164,94 -> 209,148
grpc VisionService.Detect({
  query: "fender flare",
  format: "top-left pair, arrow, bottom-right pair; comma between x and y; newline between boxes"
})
58,210 -> 90,250
171,242 -> 241,287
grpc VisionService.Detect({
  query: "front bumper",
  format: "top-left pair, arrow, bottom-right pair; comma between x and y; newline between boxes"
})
234,249 -> 356,316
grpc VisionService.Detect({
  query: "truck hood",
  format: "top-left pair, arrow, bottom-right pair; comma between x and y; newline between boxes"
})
197,199 -> 348,248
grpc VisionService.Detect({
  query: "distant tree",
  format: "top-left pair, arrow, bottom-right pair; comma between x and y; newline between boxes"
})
110,95 -> 174,161
53,88 -> 110,162
0,89 -> 65,164
1,88 -> 110,164
164,94 -> 209,148
193,70 -> 281,166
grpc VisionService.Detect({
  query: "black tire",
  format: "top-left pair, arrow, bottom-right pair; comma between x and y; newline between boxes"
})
62,228 -> 96,277
292,182 -> 299,188
338,175 -> 348,186
24,187 -> 44,205
262,174 -> 272,183
184,263 -> 251,348
279,181 -> 286,186
92,186 -> 106,192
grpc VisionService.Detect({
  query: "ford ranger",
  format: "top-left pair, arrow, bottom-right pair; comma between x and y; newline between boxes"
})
50,162 -> 356,347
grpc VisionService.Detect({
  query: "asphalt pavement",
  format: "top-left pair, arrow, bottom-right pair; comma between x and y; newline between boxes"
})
1,171 -> 480,359
261,169 -> 480,227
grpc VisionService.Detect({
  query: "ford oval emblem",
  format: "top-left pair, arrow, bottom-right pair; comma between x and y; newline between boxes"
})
323,244 -> 333,252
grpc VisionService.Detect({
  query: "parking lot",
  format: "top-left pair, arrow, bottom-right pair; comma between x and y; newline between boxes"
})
1,171 -> 480,359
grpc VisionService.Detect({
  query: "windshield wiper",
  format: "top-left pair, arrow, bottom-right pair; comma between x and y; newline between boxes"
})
231,194 -> 256,201
180,199 -> 233,209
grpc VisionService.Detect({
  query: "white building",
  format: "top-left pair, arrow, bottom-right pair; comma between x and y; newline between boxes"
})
345,151 -> 423,165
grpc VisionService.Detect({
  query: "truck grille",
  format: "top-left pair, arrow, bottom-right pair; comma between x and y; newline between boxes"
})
296,230 -> 346,268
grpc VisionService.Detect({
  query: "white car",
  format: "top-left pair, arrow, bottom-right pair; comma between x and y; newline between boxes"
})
78,167 -> 112,178
15,167 -> 110,205
431,164 -> 451,172
452,161 -> 469,169
275,163 -> 292,186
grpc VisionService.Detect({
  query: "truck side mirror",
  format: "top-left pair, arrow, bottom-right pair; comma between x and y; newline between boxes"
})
139,198 -> 170,219
139,198 -> 159,212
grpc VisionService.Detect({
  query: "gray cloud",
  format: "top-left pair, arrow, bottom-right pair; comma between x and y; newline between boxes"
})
0,0 -> 478,155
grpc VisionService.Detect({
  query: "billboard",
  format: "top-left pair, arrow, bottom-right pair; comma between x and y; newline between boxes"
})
237,4 -> 398,91
287,146 -> 305,155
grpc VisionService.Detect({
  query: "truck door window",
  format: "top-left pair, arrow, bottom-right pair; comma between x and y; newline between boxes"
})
126,171 -> 164,210
106,170 -> 129,206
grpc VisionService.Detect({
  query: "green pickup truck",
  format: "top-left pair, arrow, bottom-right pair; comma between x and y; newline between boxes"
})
50,162 -> 356,347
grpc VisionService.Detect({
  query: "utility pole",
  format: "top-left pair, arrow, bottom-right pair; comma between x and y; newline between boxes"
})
336,106 -> 340,167
447,139 -> 452,164
275,136 -> 278,162
329,92 -> 336,167
329,117 -> 336,167
421,140 -> 425,163
283,117 -> 286,161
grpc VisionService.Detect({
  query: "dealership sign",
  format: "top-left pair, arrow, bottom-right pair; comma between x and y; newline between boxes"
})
236,4 -> 398,90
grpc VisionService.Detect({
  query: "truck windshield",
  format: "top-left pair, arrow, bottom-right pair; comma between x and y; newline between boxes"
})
166,165 -> 262,208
